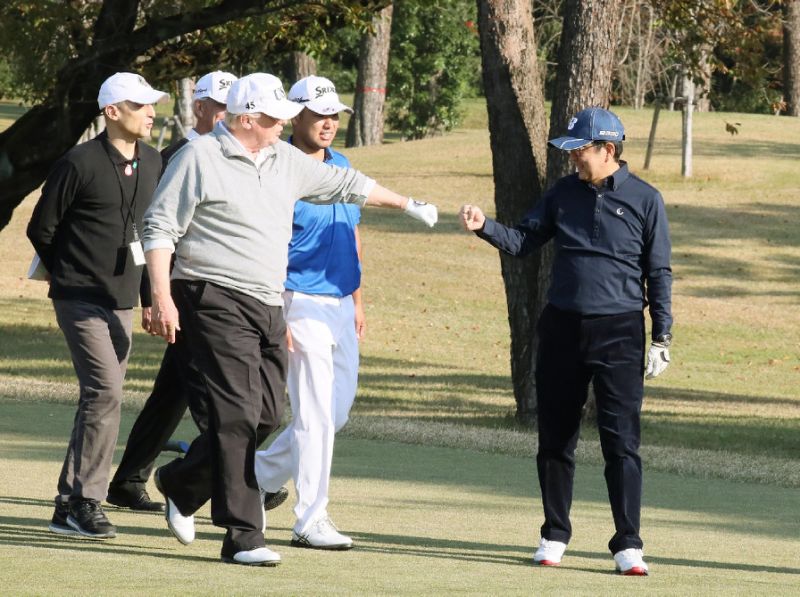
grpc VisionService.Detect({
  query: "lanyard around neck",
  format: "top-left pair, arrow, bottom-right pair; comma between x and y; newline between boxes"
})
103,138 -> 141,242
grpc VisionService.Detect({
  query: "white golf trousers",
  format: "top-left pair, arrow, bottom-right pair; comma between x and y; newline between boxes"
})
254,291 -> 359,534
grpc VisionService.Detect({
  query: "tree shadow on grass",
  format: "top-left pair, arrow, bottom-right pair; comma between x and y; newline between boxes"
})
646,386 -> 799,409
348,529 -> 532,567
649,138 -> 800,160
666,201 -> 800,300
0,518 -> 216,564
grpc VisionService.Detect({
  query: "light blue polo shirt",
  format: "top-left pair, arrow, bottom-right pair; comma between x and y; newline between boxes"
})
285,142 -> 361,297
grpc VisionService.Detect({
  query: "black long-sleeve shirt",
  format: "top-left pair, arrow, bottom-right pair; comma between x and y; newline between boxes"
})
27,131 -> 161,309
476,162 -> 672,338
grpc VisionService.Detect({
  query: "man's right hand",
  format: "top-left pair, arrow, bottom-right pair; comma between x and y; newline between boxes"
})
460,204 -> 485,231
151,295 -> 180,343
404,198 -> 438,227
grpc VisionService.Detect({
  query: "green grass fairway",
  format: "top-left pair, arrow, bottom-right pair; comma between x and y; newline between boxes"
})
2,98 -> 800,594
0,400 -> 798,596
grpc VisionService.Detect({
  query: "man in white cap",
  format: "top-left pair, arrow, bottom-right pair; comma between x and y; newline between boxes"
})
105,71 -> 238,514
161,70 -> 238,162
460,107 -> 672,576
27,72 -> 168,539
143,72 -> 437,566
254,75 -> 364,551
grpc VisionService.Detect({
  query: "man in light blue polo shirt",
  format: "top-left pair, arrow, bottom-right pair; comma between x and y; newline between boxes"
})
254,76 -> 363,550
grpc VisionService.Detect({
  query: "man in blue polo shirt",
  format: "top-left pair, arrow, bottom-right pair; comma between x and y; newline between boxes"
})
460,107 -> 672,576
254,75 -> 362,550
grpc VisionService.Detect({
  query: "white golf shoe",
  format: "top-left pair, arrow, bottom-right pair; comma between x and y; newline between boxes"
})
291,516 -> 353,550
614,548 -> 649,576
222,546 -> 281,567
154,468 -> 195,545
533,538 -> 567,566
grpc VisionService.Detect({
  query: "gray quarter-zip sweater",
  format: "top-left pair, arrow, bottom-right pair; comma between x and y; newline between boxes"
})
142,122 -> 374,306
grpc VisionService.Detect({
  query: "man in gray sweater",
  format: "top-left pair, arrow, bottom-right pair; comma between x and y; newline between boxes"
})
142,72 -> 437,567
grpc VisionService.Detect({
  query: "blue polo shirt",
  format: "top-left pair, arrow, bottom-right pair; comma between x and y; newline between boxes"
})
285,143 -> 361,297
477,162 -> 672,338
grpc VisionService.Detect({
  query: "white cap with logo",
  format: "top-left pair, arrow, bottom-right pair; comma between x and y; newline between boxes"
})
98,72 -> 168,109
225,73 -> 302,120
193,71 -> 238,103
288,75 -> 353,115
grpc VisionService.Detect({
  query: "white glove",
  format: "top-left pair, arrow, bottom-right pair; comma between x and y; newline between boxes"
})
645,342 -> 670,379
404,198 -> 438,228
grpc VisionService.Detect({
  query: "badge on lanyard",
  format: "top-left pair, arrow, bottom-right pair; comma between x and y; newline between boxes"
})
129,240 -> 146,266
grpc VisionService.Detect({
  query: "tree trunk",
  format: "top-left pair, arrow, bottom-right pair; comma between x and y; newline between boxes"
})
784,0 -> 800,116
477,0 -> 548,426
477,0 -> 623,425
546,0 -> 623,423
694,44 -> 712,113
172,77 -> 195,142
681,68 -> 694,178
287,51 -> 317,82
346,4 -> 393,148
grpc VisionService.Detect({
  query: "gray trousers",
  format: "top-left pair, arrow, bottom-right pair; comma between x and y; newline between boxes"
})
53,299 -> 133,503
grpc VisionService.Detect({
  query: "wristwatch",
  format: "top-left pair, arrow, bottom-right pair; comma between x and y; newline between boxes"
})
654,333 -> 672,347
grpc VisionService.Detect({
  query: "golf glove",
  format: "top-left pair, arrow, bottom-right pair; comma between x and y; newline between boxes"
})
404,198 -> 438,227
645,342 -> 670,379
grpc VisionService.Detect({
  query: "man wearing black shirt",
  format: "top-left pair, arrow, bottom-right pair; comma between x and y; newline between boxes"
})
460,107 -> 672,576
27,72 -> 167,539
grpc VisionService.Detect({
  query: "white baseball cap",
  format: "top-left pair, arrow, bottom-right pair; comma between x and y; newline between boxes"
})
288,75 -> 353,115
97,72 -> 168,109
225,73 -> 302,120
193,71 -> 238,103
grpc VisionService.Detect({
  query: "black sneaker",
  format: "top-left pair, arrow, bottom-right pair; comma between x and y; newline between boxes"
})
263,486 -> 289,512
48,497 -> 78,536
67,499 -> 116,539
106,487 -> 165,512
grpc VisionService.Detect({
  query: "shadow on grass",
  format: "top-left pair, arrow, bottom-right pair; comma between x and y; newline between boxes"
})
664,201 -> 800,300
650,138 -> 800,160
646,386 -> 799,409
0,316 -> 173,385
349,529 -> 531,567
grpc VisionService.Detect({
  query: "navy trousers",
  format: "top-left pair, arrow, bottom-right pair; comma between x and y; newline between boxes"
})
535,304 -> 646,554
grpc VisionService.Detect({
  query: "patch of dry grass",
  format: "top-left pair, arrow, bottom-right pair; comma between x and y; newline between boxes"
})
1,99 -> 798,482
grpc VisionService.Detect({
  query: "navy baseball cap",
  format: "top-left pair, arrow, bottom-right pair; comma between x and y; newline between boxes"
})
548,107 -> 625,151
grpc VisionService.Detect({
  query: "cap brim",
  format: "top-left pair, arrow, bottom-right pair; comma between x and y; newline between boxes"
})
129,89 -> 169,105
304,99 -> 354,115
263,99 -> 304,120
548,136 -> 593,151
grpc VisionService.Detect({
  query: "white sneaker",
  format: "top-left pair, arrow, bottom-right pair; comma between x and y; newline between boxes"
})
154,469 -> 195,545
614,548 -> 649,576
291,517 -> 353,550
533,538 -> 567,566
222,546 -> 281,567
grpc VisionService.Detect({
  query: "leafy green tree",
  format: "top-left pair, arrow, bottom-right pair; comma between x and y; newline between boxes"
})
0,0 -> 385,232
386,0 -> 481,139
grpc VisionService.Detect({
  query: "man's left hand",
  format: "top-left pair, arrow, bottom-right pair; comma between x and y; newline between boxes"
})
354,302 -> 366,340
141,306 -> 153,332
645,342 -> 670,379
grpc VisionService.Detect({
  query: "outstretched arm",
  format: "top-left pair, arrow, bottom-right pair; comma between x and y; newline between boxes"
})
365,184 -> 438,227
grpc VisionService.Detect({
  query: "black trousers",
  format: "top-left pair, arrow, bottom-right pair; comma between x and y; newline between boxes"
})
109,332 -> 208,494
535,304 -> 645,554
158,280 -> 287,557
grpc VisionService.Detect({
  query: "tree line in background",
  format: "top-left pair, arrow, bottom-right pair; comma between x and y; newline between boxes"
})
0,0 -> 798,421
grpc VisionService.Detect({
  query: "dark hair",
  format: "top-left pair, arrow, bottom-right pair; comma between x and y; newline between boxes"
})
592,140 -> 623,162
